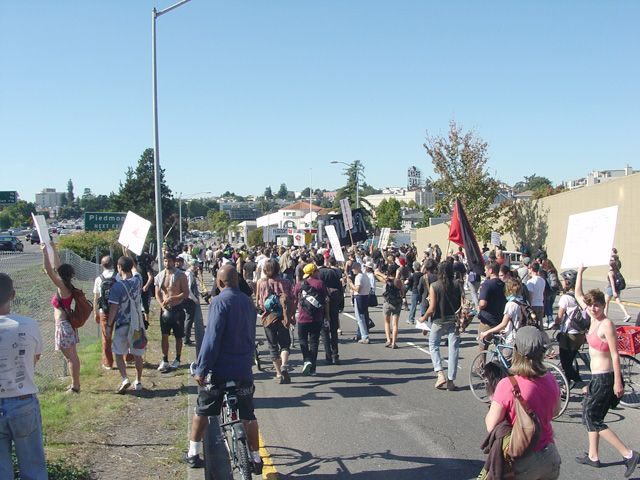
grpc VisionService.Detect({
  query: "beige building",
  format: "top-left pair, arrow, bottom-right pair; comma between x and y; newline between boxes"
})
416,173 -> 640,284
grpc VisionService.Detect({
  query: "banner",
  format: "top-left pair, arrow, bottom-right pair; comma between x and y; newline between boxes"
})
318,208 -> 367,246
379,228 -> 391,249
31,214 -> 52,259
448,198 -> 485,276
560,205 -> 618,269
340,198 -> 353,230
118,211 -> 152,255
490,231 -> 501,247
324,225 -> 345,262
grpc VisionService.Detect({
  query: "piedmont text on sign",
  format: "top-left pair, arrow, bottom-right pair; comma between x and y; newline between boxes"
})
84,212 -> 127,232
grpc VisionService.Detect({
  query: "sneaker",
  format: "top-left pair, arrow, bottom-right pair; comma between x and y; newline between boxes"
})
182,452 -> 204,468
281,369 -> 291,384
171,359 -> 181,369
446,379 -> 457,391
310,371 -> 317,376
624,315 -> 632,323
624,450 -> 639,478
358,338 -> 370,344
101,364 -> 113,370
158,360 -> 169,371
274,375 -> 285,384
435,371 -> 447,389
133,381 -> 142,391
333,357 -> 341,366
575,454 -> 601,468
253,460 -> 264,475
302,361 -> 312,375
116,378 -> 131,395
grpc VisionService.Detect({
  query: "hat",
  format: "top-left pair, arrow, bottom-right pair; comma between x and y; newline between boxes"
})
514,326 -> 545,359
303,263 -> 317,279
188,259 -> 198,266
522,257 -> 531,266
175,256 -> 184,263
365,261 -> 375,269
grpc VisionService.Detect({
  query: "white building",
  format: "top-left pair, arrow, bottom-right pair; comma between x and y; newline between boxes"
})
35,188 -> 64,208
364,187 -> 435,209
564,165 -> 637,190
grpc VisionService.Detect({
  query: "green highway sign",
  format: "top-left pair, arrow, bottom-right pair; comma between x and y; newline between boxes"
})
84,212 -> 127,232
0,191 -> 17,205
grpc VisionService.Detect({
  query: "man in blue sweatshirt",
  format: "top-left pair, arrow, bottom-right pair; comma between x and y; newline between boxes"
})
183,265 -> 262,474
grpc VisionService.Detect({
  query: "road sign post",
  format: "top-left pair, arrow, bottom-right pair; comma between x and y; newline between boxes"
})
84,212 -> 127,232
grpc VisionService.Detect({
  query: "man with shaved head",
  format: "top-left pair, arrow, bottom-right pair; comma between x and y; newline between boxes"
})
184,265 -> 263,474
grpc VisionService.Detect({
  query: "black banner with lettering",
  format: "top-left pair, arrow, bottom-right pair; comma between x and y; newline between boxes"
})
318,208 -> 368,246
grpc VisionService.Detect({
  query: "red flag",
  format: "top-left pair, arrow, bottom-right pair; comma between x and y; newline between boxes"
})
448,201 -> 464,247
448,198 -> 484,275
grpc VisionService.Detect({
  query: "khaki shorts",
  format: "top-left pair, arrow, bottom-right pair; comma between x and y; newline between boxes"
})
112,324 -> 146,356
383,301 -> 402,317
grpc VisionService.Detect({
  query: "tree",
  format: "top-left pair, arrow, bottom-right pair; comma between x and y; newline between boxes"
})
264,186 -> 273,199
57,230 -> 121,262
334,160 -> 375,227
108,148 -> 176,243
415,207 -> 438,228
209,211 -> 235,241
300,187 -> 311,198
277,183 -> 288,199
67,179 -> 75,204
424,119 -> 502,241
0,201 -> 37,228
375,198 -> 402,229
247,227 -> 263,247
59,192 -> 68,207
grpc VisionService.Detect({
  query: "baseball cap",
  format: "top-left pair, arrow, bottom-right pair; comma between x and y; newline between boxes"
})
365,261 -> 375,269
303,263 -> 317,279
522,257 -> 531,266
188,259 -> 198,266
514,326 -> 545,359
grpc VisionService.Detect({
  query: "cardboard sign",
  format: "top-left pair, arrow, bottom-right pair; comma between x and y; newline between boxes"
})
560,205 -> 618,269
31,214 -> 53,259
340,198 -> 353,230
490,231 -> 501,247
379,228 -> 391,250
118,211 -> 152,255
325,225 -> 345,262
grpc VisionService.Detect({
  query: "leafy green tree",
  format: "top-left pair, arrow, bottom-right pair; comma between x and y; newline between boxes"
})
424,119 -> 502,241
248,227 -> 263,247
264,186 -> 273,199
58,204 -> 83,219
108,148 -> 176,242
300,187 -> 311,198
277,183 -> 288,199
59,192 -> 68,207
67,179 -> 75,204
0,201 -> 37,227
186,199 -> 209,218
57,230 -> 121,262
210,211 -> 235,241
375,198 -> 402,229
334,160 -> 376,230
256,199 -> 277,214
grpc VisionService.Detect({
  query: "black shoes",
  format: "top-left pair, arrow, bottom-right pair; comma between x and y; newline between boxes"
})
253,460 -> 264,475
575,454 -> 601,468
625,450 -> 639,478
367,320 -> 375,330
183,452 -> 204,468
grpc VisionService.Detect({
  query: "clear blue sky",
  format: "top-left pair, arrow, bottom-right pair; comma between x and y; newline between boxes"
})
2,1 -> 638,203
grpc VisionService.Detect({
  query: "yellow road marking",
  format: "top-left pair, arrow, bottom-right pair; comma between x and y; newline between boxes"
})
259,430 -> 279,479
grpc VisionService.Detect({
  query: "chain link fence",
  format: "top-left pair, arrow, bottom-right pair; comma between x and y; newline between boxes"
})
0,249 -> 101,391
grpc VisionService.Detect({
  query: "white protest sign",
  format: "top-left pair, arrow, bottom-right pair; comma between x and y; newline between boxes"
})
117,211 -> 152,255
560,205 -> 618,269
293,232 -> 305,246
324,225 -> 345,262
379,228 -> 391,250
31,214 -> 53,259
340,198 -> 353,230
490,231 -> 501,247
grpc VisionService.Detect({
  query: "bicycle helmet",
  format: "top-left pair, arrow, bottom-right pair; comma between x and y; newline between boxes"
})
560,269 -> 577,286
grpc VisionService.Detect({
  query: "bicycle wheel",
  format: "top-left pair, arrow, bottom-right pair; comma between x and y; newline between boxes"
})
469,351 -> 492,403
234,425 -> 253,480
544,362 -> 569,418
620,355 -> 640,408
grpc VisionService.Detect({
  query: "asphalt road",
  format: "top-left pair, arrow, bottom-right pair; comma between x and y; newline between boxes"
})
253,287 -> 640,480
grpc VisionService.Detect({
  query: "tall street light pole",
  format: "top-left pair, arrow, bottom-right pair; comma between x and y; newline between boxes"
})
152,0 -> 192,266
179,191 -> 211,243
330,160 -> 361,209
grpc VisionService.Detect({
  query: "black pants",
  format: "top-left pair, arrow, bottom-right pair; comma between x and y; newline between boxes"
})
559,347 -> 583,384
320,301 -> 340,361
298,322 -> 322,372
183,299 -> 197,343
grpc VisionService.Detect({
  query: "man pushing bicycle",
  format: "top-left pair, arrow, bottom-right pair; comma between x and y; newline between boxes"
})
184,265 -> 263,475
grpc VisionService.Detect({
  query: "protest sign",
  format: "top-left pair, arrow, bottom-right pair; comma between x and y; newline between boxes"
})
560,205 -> 618,268
118,211 -> 152,255
325,225 -> 345,262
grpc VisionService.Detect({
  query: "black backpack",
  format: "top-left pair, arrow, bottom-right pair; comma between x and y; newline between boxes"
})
298,280 -> 325,315
614,271 -> 626,291
98,274 -> 117,313
513,299 -> 538,329
382,280 -> 403,307
564,293 -> 590,333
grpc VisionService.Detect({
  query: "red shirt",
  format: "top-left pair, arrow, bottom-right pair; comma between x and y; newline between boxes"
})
293,277 -> 329,323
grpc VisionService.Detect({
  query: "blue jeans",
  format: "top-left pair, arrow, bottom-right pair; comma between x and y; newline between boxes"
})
353,295 -> 369,340
408,293 -> 421,323
429,322 -> 460,381
0,395 -> 47,480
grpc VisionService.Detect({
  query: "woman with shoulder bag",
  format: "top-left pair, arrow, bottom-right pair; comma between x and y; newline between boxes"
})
485,327 -> 562,479
375,264 -> 405,349
418,261 -> 462,390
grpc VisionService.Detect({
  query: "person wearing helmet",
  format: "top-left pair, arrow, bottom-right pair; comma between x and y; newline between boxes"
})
554,270 -> 587,392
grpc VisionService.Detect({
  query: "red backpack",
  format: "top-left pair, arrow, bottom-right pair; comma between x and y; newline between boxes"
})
57,288 -> 94,329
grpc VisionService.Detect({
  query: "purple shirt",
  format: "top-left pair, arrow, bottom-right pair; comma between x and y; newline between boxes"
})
293,277 -> 329,323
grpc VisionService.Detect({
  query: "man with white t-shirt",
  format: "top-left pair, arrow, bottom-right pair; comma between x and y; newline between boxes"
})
93,255 -> 117,370
526,261 -> 546,329
347,262 -> 371,343
0,273 -> 47,480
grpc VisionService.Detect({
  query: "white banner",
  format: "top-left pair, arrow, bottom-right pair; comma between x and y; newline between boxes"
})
340,198 -> 353,230
31,214 -> 53,259
490,231 -> 501,247
293,232 -> 306,246
325,225 -> 345,262
560,205 -> 618,269
118,211 -> 152,255
379,227 -> 391,250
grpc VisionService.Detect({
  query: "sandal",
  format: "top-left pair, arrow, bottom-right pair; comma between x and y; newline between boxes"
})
385,341 -> 392,347
391,344 -> 398,349
274,375 -> 284,384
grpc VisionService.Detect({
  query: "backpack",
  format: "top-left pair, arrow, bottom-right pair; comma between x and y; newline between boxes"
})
298,280 -> 325,315
547,271 -> 560,292
98,274 -> 118,313
58,288 -> 93,329
512,299 -> 538,329
564,293 -> 590,334
614,271 -> 626,291
382,280 -> 403,307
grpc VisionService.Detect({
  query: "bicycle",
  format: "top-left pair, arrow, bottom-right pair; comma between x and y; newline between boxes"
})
189,364 -> 255,479
469,334 -> 570,418
618,326 -> 640,408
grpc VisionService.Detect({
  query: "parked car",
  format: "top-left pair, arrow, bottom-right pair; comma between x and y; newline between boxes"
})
49,227 -> 58,234
0,235 -> 24,252
30,231 -> 41,245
